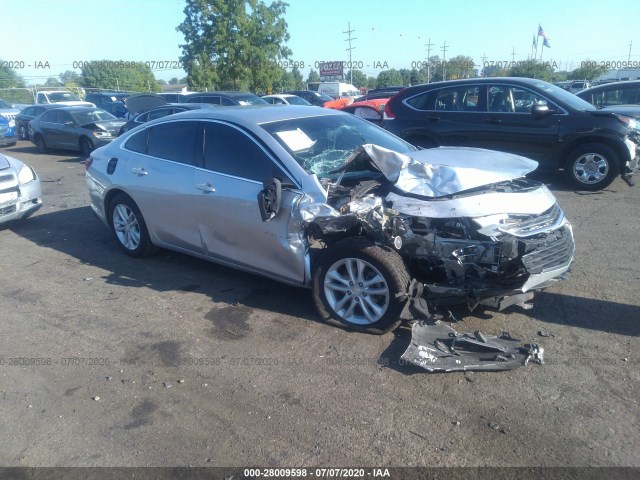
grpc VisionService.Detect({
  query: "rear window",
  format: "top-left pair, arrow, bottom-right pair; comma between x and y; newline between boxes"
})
405,91 -> 435,111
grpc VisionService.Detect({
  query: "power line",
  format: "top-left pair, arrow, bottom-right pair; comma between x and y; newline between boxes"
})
425,37 -> 434,83
441,41 -> 449,80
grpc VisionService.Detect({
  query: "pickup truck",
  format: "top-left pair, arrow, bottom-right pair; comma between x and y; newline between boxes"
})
35,90 -> 94,107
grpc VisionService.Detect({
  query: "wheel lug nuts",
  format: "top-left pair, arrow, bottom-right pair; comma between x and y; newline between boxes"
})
349,282 -> 354,286
347,290 -> 352,295
362,292 -> 367,297
355,297 -> 360,302
358,282 -> 363,287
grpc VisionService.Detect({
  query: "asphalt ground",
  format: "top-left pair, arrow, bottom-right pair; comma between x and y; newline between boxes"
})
0,140 -> 638,473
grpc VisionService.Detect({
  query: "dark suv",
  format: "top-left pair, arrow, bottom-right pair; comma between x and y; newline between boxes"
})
383,77 -> 639,190
577,80 -> 640,107
284,90 -> 334,106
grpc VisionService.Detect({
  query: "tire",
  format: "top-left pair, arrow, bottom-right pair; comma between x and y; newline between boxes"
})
18,124 -> 28,140
34,134 -> 47,153
108,193 -> 155,258
564,143 -> 620,191
80,137 -> 94,158
312,237 -> 411,334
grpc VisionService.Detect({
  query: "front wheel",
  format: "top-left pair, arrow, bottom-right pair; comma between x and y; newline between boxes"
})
18,124 -> 28,140
34,134 -> 47,153
80,137 -> 94,158
312,237 -> 410,334
108,193 -> 155,258
564,143 -> 620,191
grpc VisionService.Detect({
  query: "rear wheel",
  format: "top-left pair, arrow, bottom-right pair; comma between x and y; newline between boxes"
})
564,143 -> 620,191
34,134 -> 47,153
312,237 -> 410,334
108,193 -> 155,258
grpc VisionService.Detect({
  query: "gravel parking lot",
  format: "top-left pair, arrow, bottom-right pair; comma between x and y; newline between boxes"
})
1,140 -> 639,470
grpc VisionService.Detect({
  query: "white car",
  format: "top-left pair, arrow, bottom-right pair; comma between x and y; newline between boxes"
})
261,94 -> 312,106
0,153 -> 42,224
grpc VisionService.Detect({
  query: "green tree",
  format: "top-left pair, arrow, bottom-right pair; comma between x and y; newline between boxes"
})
44,77 -> 62,87
345,69 -> 368,88
376,69 -> 403,88
446,55 -> 476,80
169,77 -> 180,85
366,76 -> 377,89
291,65 -> 304,89
157,79 -> 168,85
59,70 -> 82,85
0,61 -> 24,88
307,69 -> 320,84
410,68 -> 424,85
176,0 -> 291,92
508,60 -> 554,81
398,68 -> 412,86
81,60 -> 160,92
568,60 -> 608,81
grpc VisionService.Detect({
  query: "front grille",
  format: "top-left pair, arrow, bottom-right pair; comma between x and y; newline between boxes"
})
499,204 -> 564,237
0,113 -> 16,122
0,204 -> 17,216
0,174 -> 14,183
521,225 -> 574,274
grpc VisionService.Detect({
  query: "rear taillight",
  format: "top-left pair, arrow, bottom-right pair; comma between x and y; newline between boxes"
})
384,97 -> 396,119
85,157 -> 93,170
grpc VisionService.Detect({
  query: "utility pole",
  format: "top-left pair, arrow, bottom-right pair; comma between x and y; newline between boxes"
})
441,41 -> 448,80
629,41 -> 633,62
425,37 -> 434,83
344,22 -> 356,84
481,53 -> 487,77
511,46 -> 517,63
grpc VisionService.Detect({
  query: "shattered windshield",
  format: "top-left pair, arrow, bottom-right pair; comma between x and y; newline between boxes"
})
260,114 -> 415,177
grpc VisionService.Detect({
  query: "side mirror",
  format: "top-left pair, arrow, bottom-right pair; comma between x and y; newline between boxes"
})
531,103 -> 552,118
258,178 -> 282,222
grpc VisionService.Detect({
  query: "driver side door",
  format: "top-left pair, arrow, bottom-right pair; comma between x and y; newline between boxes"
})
192,121 -> 307,285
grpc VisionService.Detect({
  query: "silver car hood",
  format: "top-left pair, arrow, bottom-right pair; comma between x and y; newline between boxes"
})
359,144 -> 539,198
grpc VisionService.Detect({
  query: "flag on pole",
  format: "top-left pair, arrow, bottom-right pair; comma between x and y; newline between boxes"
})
532,34 -> 538,47
538,24 -> 550,41
543,37 -> 551,48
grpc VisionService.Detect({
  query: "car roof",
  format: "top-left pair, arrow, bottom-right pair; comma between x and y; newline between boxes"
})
263,94 -> 297,98
580,80 -> 640,93
147,104 -> 341,125
47,106 -> 103,112
186,91 -> 259,98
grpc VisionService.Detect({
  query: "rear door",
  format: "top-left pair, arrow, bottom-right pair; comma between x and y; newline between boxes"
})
478,84 -> 561,165
402,84 -> 485,146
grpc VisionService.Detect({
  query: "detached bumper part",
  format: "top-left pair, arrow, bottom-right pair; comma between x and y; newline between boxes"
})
401,320 -> 544,372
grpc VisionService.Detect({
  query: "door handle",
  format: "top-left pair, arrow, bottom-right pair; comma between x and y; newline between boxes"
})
196,183 -> 216,193
131,167 -> 148,176
484,118 -> 502,124
427,115 -> 440,121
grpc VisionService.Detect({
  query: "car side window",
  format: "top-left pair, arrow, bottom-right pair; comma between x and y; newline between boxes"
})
488,86 -> 557,113
619,87 -> 640,104
124,129 -> 149,153
135,112 -> 149,123
220,97 -> 236,106
200,96 -> 221,105
147,121 -> 200,166
23,107 -> 34,116
147,108 -> 173,121
203,122 -> 284,182
58,111 -> 74,124
40,110 -> 57,122
405,91 -> 434,111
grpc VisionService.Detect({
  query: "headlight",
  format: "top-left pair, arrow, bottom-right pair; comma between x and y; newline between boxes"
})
92,130 -> 112,138
9,119 -> 15,128
18,165 -> 36,184
613,113 -> 638,129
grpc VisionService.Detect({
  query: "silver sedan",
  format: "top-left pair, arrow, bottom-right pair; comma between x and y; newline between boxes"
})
86,106 -> 574,333
0,153 -> 42,224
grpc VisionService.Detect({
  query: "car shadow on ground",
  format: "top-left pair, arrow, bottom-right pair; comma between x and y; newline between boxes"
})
3,144 -> 87,161
527,170 -> 634,194
9,206 -> 320,324
10,206 -> 639,339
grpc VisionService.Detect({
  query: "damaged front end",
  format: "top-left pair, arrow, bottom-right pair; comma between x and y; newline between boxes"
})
304,145 -> 575,313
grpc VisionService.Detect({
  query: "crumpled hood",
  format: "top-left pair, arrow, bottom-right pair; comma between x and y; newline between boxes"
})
81,120 -> 126,136
350,144 -> 538,198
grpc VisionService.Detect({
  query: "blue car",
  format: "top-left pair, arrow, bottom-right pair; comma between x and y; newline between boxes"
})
0,115 -> 18,147
0,98 -> 19,146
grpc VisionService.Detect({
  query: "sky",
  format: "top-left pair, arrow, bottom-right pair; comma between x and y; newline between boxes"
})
3,0 -> 640,86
